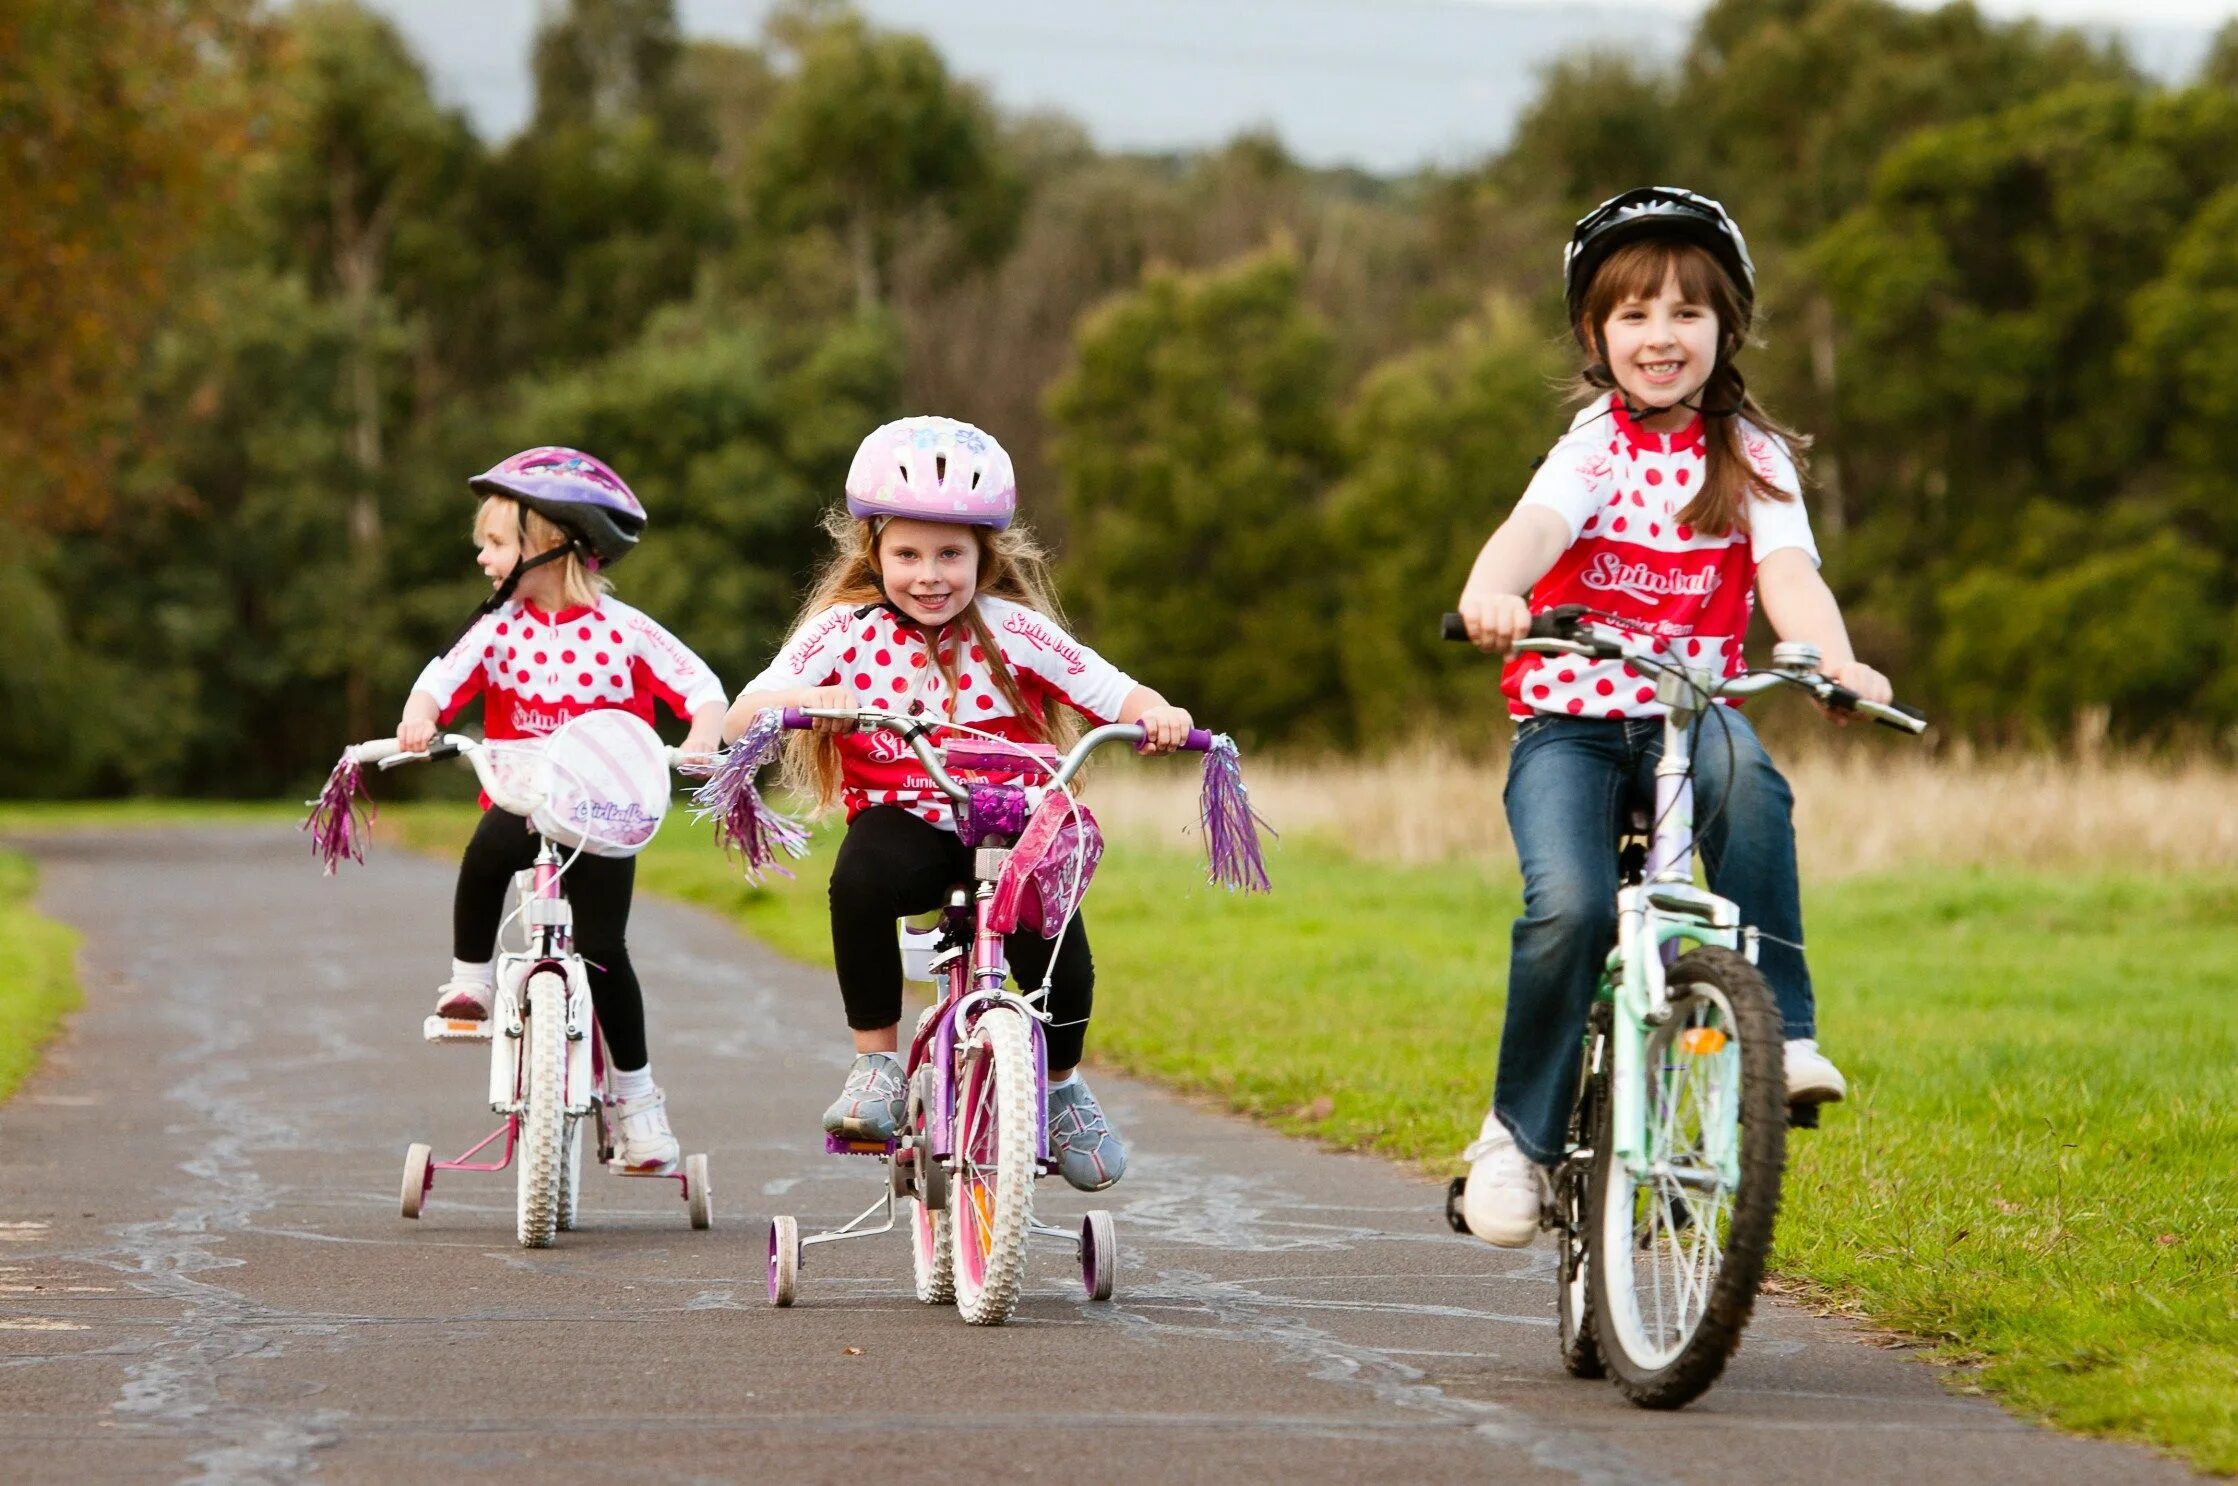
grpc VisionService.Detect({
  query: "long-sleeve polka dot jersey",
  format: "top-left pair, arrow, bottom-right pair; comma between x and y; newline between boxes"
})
740,596 -> 1138,832
1503,394 -> 1819,719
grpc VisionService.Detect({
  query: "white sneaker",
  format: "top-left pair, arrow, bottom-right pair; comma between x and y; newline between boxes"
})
1459,1115 -> 1551,1248
433,977 -> 491,1019
1784,1038 -> 1848,1104
610,1087 -> 680,1171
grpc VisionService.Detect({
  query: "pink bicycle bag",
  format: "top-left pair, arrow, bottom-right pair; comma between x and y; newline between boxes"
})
985,794 -> 1103,939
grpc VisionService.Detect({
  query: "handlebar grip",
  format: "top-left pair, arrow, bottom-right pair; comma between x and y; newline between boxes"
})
781,707 -> 811,729
349,738 -> 403,766
1871,700 -> 1930,734
1181,728 -> 1215,752
425,741 -> 463,762
1440,612 -> 1468,642
1440,604 -> 1589,644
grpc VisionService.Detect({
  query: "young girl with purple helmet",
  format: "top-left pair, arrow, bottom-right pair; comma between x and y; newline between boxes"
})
723,416 -> 1196,1192
1450,189 -> 1896,1246
396,447 -> 727,1172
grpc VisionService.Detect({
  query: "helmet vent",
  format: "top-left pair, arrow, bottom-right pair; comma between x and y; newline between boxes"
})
936,454 -> 948,483
969,469 -> 981,489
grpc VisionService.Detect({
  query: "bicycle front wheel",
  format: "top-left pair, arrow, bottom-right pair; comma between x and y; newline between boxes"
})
949,1007 -> 1036,1325
1593,946 -> 1785,1407
515,970 -> 568,1248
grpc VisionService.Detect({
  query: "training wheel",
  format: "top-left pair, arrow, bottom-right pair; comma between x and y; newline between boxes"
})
400,1142 -> 433,1220
685,1152 -> 712,1230
1081,1210 -> 1117,1302
1444,1175 -> 1470,1234
768,1215 -> 800,1307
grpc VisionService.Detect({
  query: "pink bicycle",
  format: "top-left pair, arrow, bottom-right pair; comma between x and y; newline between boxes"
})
306,712 -> 714,1248
707,706 -> 1268,1324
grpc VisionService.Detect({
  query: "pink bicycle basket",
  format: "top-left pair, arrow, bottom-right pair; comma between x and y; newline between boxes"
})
985,794 -> 1103,939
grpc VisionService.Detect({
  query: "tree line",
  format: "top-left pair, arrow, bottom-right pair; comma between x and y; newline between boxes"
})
6,0 -> 2236,796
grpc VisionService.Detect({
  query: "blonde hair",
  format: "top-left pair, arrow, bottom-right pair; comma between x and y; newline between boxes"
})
781,508 -> 1080,811
1572,239 -> 1807,539
474,495 -> 609,609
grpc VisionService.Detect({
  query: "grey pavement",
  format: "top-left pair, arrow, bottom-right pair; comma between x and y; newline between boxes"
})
0,826 -> 2199,1483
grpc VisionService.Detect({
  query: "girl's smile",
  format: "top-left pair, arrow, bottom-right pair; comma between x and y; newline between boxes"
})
877,517 -> 979,626
1600,270 -> 1719,429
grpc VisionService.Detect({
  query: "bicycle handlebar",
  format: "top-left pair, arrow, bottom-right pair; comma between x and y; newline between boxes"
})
348,735 -> 718,815
1437,609 -> 1928,735
778,707 -> 1213,802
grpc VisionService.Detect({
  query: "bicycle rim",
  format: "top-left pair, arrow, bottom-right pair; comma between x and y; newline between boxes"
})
949,1008 -> 1035,1324
1595,948 -> 1784,1406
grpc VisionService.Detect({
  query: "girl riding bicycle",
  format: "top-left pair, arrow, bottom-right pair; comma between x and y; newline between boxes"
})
1452,188 -> 1894,1247
723,416 -> 1194,1193
397,447 -> 726,1172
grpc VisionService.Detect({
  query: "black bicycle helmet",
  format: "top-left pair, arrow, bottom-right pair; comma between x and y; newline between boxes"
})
1562,187 -> 1756,347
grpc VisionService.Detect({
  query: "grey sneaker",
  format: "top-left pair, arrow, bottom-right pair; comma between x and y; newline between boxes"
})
1047,1078 -> 1128,1191
822,1053 -> 906,1142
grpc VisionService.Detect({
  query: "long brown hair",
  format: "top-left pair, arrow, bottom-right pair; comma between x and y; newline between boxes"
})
1573,239 -> 1808,539
779,509 -> 1082,810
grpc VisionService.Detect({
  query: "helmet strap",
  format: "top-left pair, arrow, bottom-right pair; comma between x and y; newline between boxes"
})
439,542 -> 576,654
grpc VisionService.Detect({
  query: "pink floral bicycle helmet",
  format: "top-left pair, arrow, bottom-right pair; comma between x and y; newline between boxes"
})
845,416 -> 1016,530
469,446 -> 647,567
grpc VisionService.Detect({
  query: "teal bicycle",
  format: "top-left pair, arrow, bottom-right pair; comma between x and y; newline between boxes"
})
1443,604 -> 1926,1407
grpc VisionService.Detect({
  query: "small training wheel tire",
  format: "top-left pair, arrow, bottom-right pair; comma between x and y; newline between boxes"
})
686,1153 -> 712,1230
1445,1175 -> 1470,1234
400,1143 -> 433,1220
1081,1210 -> 1117,1302
769,1215 -> 800,1307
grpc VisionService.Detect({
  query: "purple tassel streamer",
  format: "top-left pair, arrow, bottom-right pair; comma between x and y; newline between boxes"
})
689,709 -> 810,883
302,751 -> 376,876
1198,734 -> 1273,893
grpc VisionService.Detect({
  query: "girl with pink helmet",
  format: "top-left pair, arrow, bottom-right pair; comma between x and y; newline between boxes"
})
395,447 -> 728,1172
722,415 -> 1196,1192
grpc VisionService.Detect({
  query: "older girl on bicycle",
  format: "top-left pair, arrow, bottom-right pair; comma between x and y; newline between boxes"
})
1451,189 -> 1894,1247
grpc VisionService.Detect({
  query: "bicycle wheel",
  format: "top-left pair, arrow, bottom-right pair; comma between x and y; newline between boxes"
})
515,969 -> 568,1249
949,1007 -> 1036,1325
1592,946 -> 1785,1407
909,1071 -> 954,1304
1557,1022 -> 1607,1379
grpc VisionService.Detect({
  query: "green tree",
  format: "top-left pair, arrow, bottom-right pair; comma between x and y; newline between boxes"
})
1046,247 -> 1342,744
1327,299 -> 1568,740
745,10 -> 1020,310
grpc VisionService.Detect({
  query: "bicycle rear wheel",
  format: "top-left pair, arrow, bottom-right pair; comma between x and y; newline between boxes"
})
949,1007 -> 1035,1325
1593,946 -> 1784,1407
515,970 -> 567,1248
909,1070 -> 955,1304
1557,1016 -> 1608,1379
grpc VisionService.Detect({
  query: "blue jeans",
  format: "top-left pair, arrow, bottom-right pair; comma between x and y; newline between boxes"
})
1492,709 -> 1812,1166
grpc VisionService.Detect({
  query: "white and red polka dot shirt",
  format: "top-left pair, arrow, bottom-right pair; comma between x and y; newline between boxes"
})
413,596 -> 725,746
741,596 -> 1138,832
1504,395 -> 1818,721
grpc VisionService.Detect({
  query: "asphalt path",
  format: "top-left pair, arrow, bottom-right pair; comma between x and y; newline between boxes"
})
0,826 -> 2198,1484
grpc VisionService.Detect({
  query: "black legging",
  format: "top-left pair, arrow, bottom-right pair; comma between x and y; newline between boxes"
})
829,805 -> 1096,1068
452,807 -> 650,1071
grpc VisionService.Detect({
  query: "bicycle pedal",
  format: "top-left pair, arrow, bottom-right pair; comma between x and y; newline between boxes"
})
1444,1175 -> 1470,1234
1787,1101 -> 1822,1130
606,1158 -> 680,1177
824,1133 -> 898,1157
422,1015 -> 493,1043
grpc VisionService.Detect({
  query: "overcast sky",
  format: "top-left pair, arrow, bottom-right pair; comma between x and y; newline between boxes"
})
358,0 -> 2228,173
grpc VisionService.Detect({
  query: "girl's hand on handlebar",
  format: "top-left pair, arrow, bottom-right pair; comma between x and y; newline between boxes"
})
1455,591 -> 1533,653
800,686 -> 860,734
1133,704 -> 1195,755
677,722 -> 725,762
398,718 -> 438,752
1819,659 -> 1892,726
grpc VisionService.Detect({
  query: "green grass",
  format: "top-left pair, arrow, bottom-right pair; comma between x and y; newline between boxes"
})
0,852 -> 83,1103
39,799 -> 2238,1472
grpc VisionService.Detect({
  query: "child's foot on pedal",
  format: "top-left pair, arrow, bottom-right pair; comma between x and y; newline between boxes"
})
610,1086 -> 680,1170
1783,1038 -> 1847,1104
1047,1076 -> 1127,1191
1459,1114 -> 1550,1248
822,1053 -> 905,1143
433,977 -> 491,1019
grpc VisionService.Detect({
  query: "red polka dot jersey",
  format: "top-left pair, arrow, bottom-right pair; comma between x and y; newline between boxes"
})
1502,394 -> 1818,721
412,596 -> 725,770
740,596 -> 1137,833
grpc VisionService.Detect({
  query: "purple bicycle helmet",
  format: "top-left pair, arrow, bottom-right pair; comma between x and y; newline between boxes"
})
1562,186 -> 1756,347
845,416 -> 1016,531
469,446 -> 646,566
